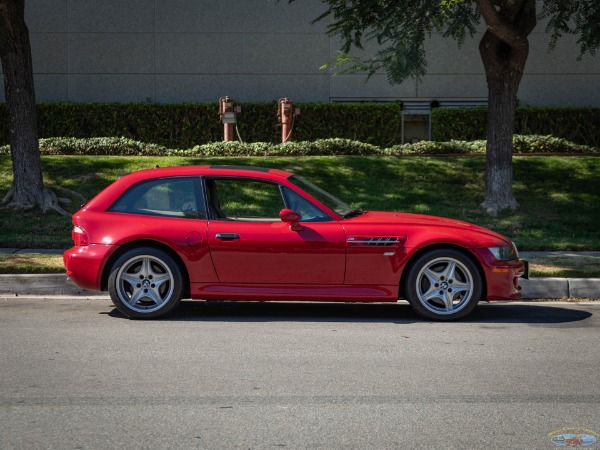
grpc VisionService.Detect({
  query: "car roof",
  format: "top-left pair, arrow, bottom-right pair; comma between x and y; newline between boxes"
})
122,165 -> 294,181
83,165 -> 298,212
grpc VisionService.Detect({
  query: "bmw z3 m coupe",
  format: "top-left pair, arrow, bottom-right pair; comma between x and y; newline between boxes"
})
64,165 -> 527,320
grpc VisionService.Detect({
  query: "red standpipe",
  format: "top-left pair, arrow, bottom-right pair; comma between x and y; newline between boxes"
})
278,98 -> 299,143
219,96 -> 240,142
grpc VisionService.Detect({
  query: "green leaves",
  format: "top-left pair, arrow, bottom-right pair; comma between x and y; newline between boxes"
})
316,0 -> 481,84
0,103 -> 597,153
1,135 -> 594,158
317,0 -> 599,82
432,106 -> 600,146
542,0 -> 600,59
0,102 -> 402,148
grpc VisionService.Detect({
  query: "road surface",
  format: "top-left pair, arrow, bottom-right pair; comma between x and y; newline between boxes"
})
1,296 -> 599,449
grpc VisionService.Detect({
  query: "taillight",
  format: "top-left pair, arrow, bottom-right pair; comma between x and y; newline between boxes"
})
72,226 -> 89,246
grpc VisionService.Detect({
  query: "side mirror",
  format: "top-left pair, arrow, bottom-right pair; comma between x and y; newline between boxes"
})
279,208 -> 303,231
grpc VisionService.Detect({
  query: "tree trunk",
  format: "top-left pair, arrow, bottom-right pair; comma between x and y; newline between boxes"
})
476,0 -> 536,216
0,0 -> 63,213
479,33 -> 524,215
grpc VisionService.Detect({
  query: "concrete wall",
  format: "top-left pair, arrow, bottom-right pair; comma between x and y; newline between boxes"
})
10,0 -> 600,106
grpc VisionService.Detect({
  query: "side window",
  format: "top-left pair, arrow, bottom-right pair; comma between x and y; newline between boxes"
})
207,178 -> 285,221
281,187 -> 332,222
109,177 -> 206,219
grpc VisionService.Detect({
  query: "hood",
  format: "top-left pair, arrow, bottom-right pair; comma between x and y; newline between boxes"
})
347,211 -> 511,246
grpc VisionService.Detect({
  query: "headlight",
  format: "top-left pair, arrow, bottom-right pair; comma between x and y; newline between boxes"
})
488,245 -> 517,261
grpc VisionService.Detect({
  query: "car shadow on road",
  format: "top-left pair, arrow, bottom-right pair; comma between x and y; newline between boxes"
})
466,302 -> 592,324
105,301 -> 593,324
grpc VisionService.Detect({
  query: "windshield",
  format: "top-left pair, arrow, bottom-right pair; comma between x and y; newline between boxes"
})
288,175 -> 354,217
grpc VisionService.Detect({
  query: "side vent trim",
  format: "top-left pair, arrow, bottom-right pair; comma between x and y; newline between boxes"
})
347,236 -> 406,247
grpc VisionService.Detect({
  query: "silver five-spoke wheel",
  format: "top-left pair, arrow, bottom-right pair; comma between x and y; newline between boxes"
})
116,255 -> 174,313
108,247 -> 184,319
415,257 -> 473,315
406,249 -> 482,320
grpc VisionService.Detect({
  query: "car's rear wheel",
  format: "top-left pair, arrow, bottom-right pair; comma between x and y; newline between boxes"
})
406,248 -> 482,320
108,247 -> 183,319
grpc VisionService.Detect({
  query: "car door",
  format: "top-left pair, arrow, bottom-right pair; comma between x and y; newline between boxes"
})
205,177 -> 346,285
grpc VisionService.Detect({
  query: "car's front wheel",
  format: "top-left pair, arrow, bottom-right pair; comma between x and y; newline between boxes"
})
405,248 -> 482,320
108,247 -> 184,319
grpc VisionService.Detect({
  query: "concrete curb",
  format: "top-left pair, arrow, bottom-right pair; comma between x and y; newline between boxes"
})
0,274 -> 104,296
569,279 -> 600,298
520,278 -> 600,298
0,274 -> 598,299
520,278 -> 568,299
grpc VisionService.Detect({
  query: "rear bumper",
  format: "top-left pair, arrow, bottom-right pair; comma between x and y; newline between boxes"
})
63,244 -> 117,291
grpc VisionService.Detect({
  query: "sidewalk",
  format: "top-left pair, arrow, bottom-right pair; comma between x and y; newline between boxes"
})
1,248 -> 599,299
1,248 -> 65,255
521,251 -> 600,258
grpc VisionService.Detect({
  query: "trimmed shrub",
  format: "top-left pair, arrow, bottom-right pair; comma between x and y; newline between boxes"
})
387,135 -> 596,155
1,135 -> 595,157
431,107 -> 487,142
0,102 -> 402,148
511,134 -> 594,153
1,102 -> 597,148
7,137 -> 172,156
189,138 -> 381,157
433,106 -> 600,146
386,139 -> 487,155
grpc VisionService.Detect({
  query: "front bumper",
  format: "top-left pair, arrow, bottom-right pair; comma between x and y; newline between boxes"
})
487,258 -> 528,300
63,244 -> 117,291
473,249 -> 528,300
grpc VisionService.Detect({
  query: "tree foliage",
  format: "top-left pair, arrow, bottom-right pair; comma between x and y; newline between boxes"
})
311,0 -> 600,215
541,0 -> 600,58
316,0 -> 598,83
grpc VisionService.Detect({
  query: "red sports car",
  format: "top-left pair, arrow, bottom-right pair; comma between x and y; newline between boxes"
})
64,165 -> 527,320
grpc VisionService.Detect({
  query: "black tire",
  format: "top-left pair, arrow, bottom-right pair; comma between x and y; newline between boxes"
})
108,247 -> 184,319
405,248 -> 482,321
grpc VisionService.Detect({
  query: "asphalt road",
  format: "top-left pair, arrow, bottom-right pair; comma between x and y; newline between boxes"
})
1,296 -> 599,449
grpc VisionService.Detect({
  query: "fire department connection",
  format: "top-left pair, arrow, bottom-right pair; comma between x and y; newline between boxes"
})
218,97 -> 300,143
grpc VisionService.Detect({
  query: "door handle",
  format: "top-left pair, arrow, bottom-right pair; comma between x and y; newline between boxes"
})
215,233 -> 240,241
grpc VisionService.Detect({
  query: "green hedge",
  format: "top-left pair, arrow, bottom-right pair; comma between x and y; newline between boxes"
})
432,106 -> 600,146
0,102 -> 402,148
2,103 -> 598,148
1,135 -> 596,157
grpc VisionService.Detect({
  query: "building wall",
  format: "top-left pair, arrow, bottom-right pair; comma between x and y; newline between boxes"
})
11,0 -> 600,106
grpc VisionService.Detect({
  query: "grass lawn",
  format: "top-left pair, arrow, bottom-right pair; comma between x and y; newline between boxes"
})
0,253 -> 65,274
0,154 -> 599,250
526,256 -> 600,278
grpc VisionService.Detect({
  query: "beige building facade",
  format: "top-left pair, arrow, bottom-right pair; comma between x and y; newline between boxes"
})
11,0 -> 600,107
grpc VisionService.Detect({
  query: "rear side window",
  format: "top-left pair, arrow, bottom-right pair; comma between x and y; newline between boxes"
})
109,177 -> 206,219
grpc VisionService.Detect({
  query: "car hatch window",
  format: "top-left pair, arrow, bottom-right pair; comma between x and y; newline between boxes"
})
109,177 -> 206,219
